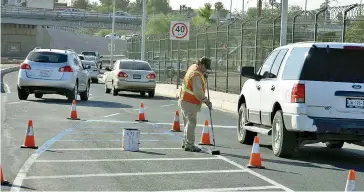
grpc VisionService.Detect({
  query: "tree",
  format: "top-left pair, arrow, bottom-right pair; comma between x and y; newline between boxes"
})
73,0 -> 89,9
198,3 -> 213,23
128,0 -> 172,15
214,1 -> 224,21
146,13 -> 186,35
99,0 -> 130,12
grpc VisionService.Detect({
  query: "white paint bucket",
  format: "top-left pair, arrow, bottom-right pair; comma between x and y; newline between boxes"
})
122,128 -> 140,152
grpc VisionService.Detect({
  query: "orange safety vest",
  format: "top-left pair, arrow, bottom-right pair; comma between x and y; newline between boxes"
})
179,64 -> 206,105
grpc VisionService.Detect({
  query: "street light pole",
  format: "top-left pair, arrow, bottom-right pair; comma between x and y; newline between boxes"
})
110,0 -> 116,67
280,0 -> 288,46
141,0 -> 147,60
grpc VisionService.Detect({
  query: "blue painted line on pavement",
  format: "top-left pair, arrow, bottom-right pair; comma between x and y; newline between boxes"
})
57,139 -> 183,142
68,131 -> 174,135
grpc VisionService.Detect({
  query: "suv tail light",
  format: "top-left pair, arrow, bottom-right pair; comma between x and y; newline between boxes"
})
147,73 -> 156,79
20,63 -> 31,70
291,84 -> 305,103
59,66 -> 73,72
118,72 -> 128,78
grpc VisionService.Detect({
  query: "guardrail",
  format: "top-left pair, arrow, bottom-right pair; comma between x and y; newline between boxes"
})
1,6 -> 142,24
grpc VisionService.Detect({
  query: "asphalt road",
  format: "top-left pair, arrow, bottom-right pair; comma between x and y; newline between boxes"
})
1,70 -> 363,191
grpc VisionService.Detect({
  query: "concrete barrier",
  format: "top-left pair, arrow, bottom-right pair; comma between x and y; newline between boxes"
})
1,65 -> 20,75
155,84 -> 238,114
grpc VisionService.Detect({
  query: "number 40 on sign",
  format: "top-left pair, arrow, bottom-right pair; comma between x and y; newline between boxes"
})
170,21 -> 190,41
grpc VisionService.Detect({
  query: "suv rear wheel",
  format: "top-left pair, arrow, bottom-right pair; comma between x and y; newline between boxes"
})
272,110 -> 297,158
325,141 -> 344,149
67,83 -> 78,101
17,87 -> 29,100
80,82 -> 90,101
237,103 -> 256,144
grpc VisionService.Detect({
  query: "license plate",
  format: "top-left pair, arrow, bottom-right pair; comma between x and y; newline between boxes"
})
346,98 -> 364,109
133,74 -> 141,79
40,70 -> 51,77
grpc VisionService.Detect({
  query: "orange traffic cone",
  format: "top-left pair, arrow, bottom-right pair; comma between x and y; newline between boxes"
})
345,169 -> 355,191
135,103 -> 148,122
247,136 -> 265,169
171,110 -> 182,132
199,120 -> 213,145
1,165 -> 9,185
67,100 -> 80,120
21,120 -> 38,149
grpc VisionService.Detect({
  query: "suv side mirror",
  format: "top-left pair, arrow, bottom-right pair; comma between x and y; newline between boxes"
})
99,55 -> 103,58
105,67 -> 112,71
241,66 -> 259,80
84,64 -> 91,69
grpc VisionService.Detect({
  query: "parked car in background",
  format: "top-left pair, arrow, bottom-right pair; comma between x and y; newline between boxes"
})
82,60 -> 99,83
104,59 -> 156,98
237,42 -> 364,158
81,51 -> 103,69
17,48 -> 92,101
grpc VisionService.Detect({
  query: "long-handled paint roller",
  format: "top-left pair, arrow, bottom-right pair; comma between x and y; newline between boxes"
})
199,73 -> 220,155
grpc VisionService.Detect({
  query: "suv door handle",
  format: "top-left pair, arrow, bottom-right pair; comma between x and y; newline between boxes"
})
271,85 -> 275,91
256,85 -> 261,90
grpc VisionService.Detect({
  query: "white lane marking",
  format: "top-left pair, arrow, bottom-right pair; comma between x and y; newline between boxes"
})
217,155 -> 294,192
7,101 -> 28,105
35,157 -> 219,163
86,120 -> 235,129
103,113 -> 120,118
89,97 -> 94,99
24,170 -> 247,180
158,186 -> 281,192
10,128 -> 75,192
4,82 -> 10,93
160,104 -> 174,107
49,147 -> 182,151
68,131 -> 173,135
133,107 -> 149,110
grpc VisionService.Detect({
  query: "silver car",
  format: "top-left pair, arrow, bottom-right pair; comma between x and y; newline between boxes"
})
82,60 -> 99,83
17,48 -> 92,101
104,59 -> 156,97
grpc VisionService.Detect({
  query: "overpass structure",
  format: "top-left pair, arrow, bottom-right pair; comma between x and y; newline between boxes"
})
1,6 -> 142,30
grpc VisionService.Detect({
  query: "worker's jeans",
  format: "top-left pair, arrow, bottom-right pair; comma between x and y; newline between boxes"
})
178,100 -> 201,148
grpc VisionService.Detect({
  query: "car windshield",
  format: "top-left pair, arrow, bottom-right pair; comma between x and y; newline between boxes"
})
27,52 -> 68,63
300,47 -> 364,83
119,61 -> 152,71
82,52 -> 97,56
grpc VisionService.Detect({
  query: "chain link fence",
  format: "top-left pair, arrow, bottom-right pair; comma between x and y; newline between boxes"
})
126,4 -> 364,94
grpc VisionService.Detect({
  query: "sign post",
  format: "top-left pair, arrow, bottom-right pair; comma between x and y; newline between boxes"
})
170,21 -> 190,89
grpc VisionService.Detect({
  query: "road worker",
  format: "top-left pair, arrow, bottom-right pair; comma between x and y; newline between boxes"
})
179,56 -> 212,152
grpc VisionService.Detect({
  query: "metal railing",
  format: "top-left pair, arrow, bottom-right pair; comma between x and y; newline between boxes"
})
1,6 -> 142,24
126,4 -> 364,94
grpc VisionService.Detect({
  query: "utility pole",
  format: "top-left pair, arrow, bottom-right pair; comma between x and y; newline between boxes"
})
110,0 -> 115,67
141,0 -> 146,60
229,0 -> 232,20
280,0 -> 288,46
242,0 -> 245,17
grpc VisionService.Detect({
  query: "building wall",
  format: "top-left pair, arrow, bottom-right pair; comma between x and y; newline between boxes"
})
1,24 -> 51,58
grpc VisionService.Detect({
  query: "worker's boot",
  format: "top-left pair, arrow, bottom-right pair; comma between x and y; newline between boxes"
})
184,145 -> 202,152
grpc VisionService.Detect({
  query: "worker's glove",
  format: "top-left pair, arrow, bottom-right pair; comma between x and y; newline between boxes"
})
204,99 -> 212,110
204,73 -> 209,79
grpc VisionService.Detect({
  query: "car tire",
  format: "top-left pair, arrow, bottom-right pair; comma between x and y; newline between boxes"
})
67,83 -> 78,101
105,83 -> 111,94
325,141 -> 344,149
237,103 -> 257,145
17,86 -> 29,100
34,93 -> 43,99
148,90 -> 155,98
140,91 -> 146,96
272,110 -> 297,158
80,82 -> 90,101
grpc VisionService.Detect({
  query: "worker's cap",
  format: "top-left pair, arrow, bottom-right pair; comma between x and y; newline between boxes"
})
199,56 -> 211,70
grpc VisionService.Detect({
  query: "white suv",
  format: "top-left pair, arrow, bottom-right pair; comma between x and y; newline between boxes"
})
237,42 -> 364,158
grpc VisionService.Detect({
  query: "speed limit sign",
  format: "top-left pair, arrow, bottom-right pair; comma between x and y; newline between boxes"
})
170,21 -> 190,41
